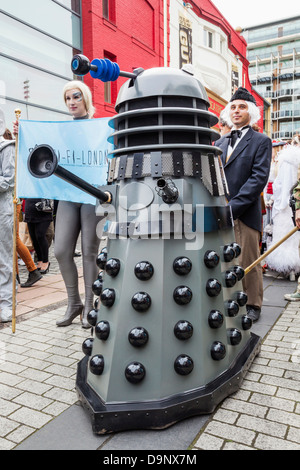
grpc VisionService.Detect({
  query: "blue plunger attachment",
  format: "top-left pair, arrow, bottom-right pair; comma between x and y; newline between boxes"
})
71,54 -> 139,81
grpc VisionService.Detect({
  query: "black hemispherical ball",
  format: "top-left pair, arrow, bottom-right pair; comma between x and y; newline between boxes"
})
173,257 -> 192,275
228,328 -> 242,346
236,291 -> 248,307
173,286 -> 193,305
87,308 -> 98,327
206,278 -> 222,297
232,266 -> 244,281
125,362 -> 146,384
95,320 -> 110,340
204,250 -> 220,268
82,337 -> 94,356
96,251 -> 107,269
174,354 -> 194,375
134,261 -> 154,280
92,278 -> 103,296
208,310 -> 224,329
223,245 -> 235,262
100,288 -> 116,307
225,300 -> 240,317
105,258 -> 120,277
231,242 -> 241,257
131,292 -> 151,311
242,315 -> 252,330
174,320 -> 193,339
211,341 -> 226,360
225,270 -> 237,287
128,326 -> 149,347
89,354 -> 105,375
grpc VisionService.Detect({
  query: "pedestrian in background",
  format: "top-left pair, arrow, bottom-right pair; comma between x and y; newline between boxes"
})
218,109 -> 232,136
266,134 -> 300,280
0,109 -> 16,322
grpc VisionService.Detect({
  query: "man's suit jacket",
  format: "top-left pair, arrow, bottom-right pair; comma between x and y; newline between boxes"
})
215,127 -> 272,232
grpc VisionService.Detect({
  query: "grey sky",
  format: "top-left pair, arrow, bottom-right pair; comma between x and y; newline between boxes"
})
212,0 -> 300,29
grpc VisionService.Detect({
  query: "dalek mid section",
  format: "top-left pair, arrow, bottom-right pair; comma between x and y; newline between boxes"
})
28,55 -> 261,435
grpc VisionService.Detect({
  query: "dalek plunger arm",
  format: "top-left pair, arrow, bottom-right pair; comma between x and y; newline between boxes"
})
71,54 -> 144,81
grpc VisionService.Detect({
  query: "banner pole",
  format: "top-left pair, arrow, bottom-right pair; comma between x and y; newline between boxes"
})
12,109 -> 21,334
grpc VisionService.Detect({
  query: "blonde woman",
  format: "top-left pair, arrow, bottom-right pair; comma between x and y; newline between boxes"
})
55,80 -> 102,328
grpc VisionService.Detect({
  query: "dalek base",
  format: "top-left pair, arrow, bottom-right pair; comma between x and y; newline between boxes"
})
76,332 -> 261,435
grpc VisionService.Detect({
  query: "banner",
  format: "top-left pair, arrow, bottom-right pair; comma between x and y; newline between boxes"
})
17,118 -> 113,205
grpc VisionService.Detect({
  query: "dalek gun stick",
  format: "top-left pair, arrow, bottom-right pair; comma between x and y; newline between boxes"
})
27,144 -> 112,203
56,55 -> 262,434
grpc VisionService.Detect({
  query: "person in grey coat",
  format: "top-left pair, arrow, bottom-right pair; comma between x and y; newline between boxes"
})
215,88 -> 272,322
0,108 -> 16,322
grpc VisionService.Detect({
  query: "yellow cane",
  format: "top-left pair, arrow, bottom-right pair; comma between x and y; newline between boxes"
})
244,225 -> 299,275
12,109 -> 21,333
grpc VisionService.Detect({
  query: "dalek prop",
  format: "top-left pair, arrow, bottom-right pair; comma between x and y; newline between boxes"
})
28,55 -> 261,434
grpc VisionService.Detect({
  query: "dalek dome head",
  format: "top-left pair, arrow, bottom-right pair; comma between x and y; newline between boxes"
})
114,66 -> 210,113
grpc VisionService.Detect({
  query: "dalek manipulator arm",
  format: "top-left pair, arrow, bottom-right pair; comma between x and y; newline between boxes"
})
27,144 -> 112,203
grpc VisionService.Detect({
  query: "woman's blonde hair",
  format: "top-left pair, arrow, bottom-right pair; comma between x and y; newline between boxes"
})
63,80 -> 96,118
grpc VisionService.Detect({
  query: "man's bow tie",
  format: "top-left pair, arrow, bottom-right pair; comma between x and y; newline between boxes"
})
226,129 -> 242,147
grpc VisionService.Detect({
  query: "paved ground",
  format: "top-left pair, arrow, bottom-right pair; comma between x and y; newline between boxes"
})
0,243 -> 299,451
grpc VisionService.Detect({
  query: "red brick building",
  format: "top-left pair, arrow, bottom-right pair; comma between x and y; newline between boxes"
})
81,0 -> 167,118
81,0 -> 265,131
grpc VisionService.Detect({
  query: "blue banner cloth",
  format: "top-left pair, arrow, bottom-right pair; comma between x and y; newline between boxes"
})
17,118 -> 113,205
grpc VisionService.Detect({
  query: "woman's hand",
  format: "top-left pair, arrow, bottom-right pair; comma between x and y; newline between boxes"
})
13,120 -> 19,135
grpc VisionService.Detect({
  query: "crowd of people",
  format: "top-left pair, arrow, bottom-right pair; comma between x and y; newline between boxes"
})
1,81 -> 300,326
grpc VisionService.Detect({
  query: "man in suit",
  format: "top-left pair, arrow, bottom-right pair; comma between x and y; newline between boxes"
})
215,87 -> 272,322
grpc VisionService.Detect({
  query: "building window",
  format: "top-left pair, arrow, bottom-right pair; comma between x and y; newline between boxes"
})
103,0 -> 116,23
203,29 -> 213,49
104,51 -> 117,105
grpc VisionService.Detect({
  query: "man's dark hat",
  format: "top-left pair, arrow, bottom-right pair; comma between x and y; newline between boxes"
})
230,87 -> 256,105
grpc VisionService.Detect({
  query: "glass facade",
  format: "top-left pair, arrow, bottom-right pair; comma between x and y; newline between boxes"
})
0,1 -> 82,126
244,18 -> 300,44
243,17 -> 300,140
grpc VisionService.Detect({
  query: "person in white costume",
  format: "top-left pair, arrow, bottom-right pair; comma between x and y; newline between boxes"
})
266,135 -> 300,279
0,108 -> 16,322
